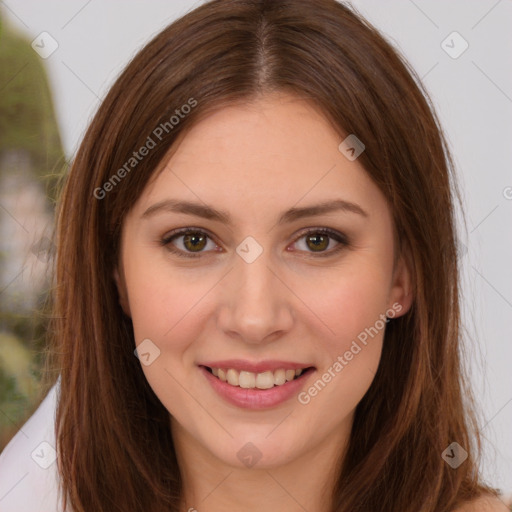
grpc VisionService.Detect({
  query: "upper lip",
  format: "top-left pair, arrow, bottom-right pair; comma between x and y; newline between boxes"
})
199,359 -> 315,373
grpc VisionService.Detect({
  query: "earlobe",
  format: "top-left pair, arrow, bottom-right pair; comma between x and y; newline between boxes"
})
388,245 -> 414,318
113,267 -> 131,317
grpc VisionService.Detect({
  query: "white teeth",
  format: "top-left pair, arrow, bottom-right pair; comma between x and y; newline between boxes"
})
208,366 -> 307,389
226,368 -> 239,386
285,369 -> 295,382
274,369 -> 286,386
239,371 -> 255,389
255,371 -> 275,389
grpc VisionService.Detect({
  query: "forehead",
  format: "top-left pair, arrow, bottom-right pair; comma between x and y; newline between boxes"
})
167,93 -> 339,173
132,92 -> 387,222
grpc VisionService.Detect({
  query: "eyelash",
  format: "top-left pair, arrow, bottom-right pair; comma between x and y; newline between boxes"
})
160,227 -> 349,259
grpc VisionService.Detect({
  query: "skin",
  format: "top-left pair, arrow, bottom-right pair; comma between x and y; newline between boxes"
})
454,497 -> 510,512
114,91 -> 415,511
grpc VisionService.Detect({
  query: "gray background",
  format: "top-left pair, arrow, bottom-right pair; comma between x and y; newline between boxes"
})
1,0 -> 511,495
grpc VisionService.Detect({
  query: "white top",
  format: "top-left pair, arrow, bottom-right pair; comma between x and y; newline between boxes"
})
0,381 -> 64,512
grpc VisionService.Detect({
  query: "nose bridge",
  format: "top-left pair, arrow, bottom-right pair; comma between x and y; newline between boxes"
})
217,242 -> 293,343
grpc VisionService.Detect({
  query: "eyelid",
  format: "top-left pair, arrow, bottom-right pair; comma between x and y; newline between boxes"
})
292,226 -> 348,244
161,226 -> 218,243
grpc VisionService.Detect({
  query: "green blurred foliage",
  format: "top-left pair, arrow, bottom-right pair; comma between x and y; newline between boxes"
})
0,332 -> 41,450
0,12 -> 65,451
0,14 -> 66,202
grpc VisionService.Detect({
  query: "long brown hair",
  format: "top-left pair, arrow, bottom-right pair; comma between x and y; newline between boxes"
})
49,0 -> 496,510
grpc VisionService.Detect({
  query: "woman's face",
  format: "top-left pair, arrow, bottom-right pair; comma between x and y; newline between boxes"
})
115,92 -> 412,471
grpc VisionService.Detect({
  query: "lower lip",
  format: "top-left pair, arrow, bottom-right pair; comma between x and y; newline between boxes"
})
200,366 -> 315,410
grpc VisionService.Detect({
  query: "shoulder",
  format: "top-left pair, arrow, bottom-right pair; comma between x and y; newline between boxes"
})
452,495 -> 510,512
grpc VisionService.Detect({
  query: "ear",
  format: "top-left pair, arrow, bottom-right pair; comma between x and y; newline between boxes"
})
113,265 -> 131,317
387,242 -> 413,318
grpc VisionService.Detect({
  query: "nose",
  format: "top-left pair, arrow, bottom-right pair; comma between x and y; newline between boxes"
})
216,250 -> 294,345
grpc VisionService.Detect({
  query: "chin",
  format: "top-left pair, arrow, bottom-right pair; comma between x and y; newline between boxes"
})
208,431 -> 301,470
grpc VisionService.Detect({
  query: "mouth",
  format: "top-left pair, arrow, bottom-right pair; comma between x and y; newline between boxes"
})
201,365 -> 315,390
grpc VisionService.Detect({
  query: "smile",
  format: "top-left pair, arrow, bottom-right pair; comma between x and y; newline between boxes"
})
206,366 -> 308,389
199,363 -> 316,409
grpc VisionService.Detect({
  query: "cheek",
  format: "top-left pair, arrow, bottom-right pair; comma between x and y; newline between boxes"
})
124,246 -> 212,346
295,269 -> 389,418
296,260 -> 392,356
125,260 -> 212,418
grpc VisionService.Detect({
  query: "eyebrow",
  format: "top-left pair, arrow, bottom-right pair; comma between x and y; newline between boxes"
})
142,198 -> 368,224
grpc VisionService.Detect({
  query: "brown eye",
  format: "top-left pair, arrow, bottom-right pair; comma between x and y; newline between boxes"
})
161,229 -> 218,258
305,233 -> 330,252
182,232 -> 208,252
291,228 -> 348,256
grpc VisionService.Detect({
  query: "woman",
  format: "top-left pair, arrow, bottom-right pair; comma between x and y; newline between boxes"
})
0,0 -> 507,510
